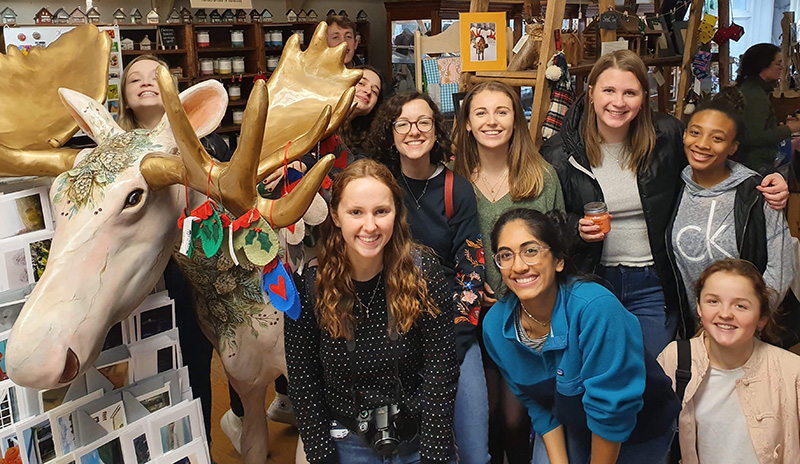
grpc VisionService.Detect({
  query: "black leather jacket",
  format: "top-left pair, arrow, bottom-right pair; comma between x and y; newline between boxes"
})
540,96 -> 689,336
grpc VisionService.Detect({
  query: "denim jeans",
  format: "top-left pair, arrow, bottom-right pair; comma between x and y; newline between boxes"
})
597,265 -> 678,357
531,421 -> 676,464
332,427 -> 457,464
454,343 -> 491,464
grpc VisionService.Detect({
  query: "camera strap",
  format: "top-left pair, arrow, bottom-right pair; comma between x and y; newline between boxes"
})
345,277 -> 403,419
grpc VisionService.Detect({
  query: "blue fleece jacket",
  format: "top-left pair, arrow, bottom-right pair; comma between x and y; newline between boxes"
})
483,279 -> 648,442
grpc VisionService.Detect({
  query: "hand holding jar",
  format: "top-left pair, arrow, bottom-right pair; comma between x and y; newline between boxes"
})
580,201 -> 611,242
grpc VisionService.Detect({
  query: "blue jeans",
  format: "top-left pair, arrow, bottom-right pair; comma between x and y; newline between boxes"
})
531,421 -> 676,464
597,265 -> 678,357
454,343 -> 491,464
333,428 -> 456,464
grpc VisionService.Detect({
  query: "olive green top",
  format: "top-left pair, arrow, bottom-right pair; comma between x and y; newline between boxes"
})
737,76 -> 792,172
475,164 -> 565,297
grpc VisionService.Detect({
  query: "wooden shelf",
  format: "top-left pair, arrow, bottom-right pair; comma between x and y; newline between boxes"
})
122,49 -> 187,55
196,73 -> 258,82
227,100 -> 247,107
216,125 -> 242,133
197,46 -> 257,53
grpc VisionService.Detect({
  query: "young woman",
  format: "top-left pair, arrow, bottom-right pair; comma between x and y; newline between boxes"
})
483,208 -> 679,464
452,80 -> 564,464
451,80 -> 563,464
667,94 -> 794,321
119,55 -> 230,442
370,92 -> 488,464
736,43 -> 800,173
540,49 -> 789,357
285,159 -> 458,464
658,259 -> 800,464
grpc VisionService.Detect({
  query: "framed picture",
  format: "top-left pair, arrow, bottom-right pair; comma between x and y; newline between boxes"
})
459,12 -> 507,72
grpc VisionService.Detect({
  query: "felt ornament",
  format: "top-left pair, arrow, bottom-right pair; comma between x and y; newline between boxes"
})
713,26 -> 730,44
281,192 -> 328,245
178,200 -> 227,258
232,214 -> 279,266
261,257 -> 301,320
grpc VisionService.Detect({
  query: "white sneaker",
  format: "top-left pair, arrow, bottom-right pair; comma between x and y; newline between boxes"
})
267,393 -> 298,427
219,409 -> 242,454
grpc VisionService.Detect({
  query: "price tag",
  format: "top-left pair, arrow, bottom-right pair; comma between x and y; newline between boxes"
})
653,70 -> 666,87
179,216 -> 199,256
512,34 -> 529,54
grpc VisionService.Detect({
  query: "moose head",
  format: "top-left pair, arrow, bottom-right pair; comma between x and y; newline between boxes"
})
1,25 -> 360,390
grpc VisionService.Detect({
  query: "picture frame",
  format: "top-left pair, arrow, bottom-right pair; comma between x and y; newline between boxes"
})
459,12 -> 507,72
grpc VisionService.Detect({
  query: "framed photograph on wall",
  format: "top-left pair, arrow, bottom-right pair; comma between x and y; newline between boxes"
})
459,12 -> 507,72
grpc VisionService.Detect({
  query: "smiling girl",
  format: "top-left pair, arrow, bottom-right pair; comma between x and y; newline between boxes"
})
667,92 -> 794,321
483,208 -> 679,464
658,259 -> 800,464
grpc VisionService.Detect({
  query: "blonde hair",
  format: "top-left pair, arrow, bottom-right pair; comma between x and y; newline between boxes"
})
117,54 -> 171,131
583,50 -> 656,172
453,81 -> 548,200
315,159 -> 439,340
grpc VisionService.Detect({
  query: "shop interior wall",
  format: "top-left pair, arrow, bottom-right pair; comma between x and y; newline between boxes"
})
5,0 -> 388,76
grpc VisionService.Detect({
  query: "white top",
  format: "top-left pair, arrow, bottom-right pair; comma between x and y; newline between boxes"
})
694,366 -> 760,464
593,143 -> 654,266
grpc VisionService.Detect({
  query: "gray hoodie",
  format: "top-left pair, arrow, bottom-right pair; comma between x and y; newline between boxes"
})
671,161 -> 794,312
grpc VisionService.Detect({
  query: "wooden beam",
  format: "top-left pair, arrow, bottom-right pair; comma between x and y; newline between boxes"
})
675,0 -> 704,118
470,0 -> 490,12
718,0 -> 730,86
598,0 -> 616,43
781,12 -> 795,95
529,0 -> 567,146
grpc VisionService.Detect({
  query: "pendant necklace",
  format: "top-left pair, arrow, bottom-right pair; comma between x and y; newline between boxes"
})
481,168 -> 508,202
520,301 -> 551,327
401,173 -> 430,210
355,273 -> 382,318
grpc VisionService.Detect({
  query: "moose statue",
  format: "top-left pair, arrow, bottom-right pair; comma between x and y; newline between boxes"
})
0,24 -> 361,463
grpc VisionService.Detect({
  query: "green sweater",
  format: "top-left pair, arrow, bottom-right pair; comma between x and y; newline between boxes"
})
475,164 -> 565,296
737,76 -> 792,172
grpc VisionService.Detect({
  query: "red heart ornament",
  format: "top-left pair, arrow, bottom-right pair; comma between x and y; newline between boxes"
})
269,275 -> 287,301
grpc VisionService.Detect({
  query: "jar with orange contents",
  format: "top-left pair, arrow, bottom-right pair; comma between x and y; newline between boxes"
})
583,202 -> 611,234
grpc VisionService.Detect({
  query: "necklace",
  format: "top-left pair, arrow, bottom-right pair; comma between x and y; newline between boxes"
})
520,301 -> 551,327
603,143 -> 627,166
401,173 -> 430,210
480,168 -> 508,202
355,274 -> 382,317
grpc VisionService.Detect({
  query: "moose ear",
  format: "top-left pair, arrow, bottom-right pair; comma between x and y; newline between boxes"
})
177,79 -> 227,138
57,88 -> 123,144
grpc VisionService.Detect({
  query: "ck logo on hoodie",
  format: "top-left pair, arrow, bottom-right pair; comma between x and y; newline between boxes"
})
675,199 -> 736,262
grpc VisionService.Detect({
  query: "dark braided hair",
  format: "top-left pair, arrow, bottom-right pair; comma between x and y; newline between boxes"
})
692,86 -> 747,143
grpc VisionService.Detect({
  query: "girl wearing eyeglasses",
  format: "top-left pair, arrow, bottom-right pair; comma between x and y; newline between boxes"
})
483,208 -> 679,464
369,92 -> 490,464
452,81 -> 564,464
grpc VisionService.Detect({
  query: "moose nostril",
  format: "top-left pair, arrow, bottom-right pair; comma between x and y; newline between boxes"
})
58,348 -> 80,384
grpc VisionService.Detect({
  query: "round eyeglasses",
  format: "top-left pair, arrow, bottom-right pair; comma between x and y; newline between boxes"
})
493,246 -> 550,269
392,118 -> 434,135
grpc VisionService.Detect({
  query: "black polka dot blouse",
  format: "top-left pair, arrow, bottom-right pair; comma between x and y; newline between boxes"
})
285,252 -> 459,464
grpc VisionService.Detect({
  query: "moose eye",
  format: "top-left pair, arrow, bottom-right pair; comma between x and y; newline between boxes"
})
124,189 -> 144,208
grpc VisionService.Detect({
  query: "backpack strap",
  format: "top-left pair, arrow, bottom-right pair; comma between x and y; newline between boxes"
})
675,339 -> 692,402
444,168 -> 454,221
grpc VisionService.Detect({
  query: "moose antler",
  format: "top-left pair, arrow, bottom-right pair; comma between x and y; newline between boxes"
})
258,22 -> 362,171
0,25 -> 111,177
142,67 -> 335,228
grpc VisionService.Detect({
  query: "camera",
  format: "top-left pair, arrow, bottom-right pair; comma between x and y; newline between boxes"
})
356,404 -> 417,456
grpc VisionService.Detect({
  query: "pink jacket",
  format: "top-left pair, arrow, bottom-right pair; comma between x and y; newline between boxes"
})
658,334 -> 800,464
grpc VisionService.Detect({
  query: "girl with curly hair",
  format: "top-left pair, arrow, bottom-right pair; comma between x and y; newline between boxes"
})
369,92 -> 489,464
285,159 -> 458,464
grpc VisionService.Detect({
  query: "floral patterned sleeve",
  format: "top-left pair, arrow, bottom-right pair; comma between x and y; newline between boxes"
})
449,176 -> 485,327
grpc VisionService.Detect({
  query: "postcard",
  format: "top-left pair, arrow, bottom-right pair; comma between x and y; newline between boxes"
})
21,417 -> 56,464
77,436 -> 123,464
155,438 -> 209,464
459,13 -> 508,72
89,402 -> 126,434
49,389 -> 105,456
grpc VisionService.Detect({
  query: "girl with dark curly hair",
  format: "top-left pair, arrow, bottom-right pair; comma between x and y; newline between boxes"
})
285,159 -> 458,463
369,92 -> 489,464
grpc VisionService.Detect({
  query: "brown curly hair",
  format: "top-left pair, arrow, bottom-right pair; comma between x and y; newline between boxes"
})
367,92 -> 453,176
316,159 -> 439,339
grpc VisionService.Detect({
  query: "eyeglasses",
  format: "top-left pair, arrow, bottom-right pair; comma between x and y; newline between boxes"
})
393,118 -> 434,135
493,246 -> 550,269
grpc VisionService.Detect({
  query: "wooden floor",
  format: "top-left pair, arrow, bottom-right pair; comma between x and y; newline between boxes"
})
209,352 -> 299,464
